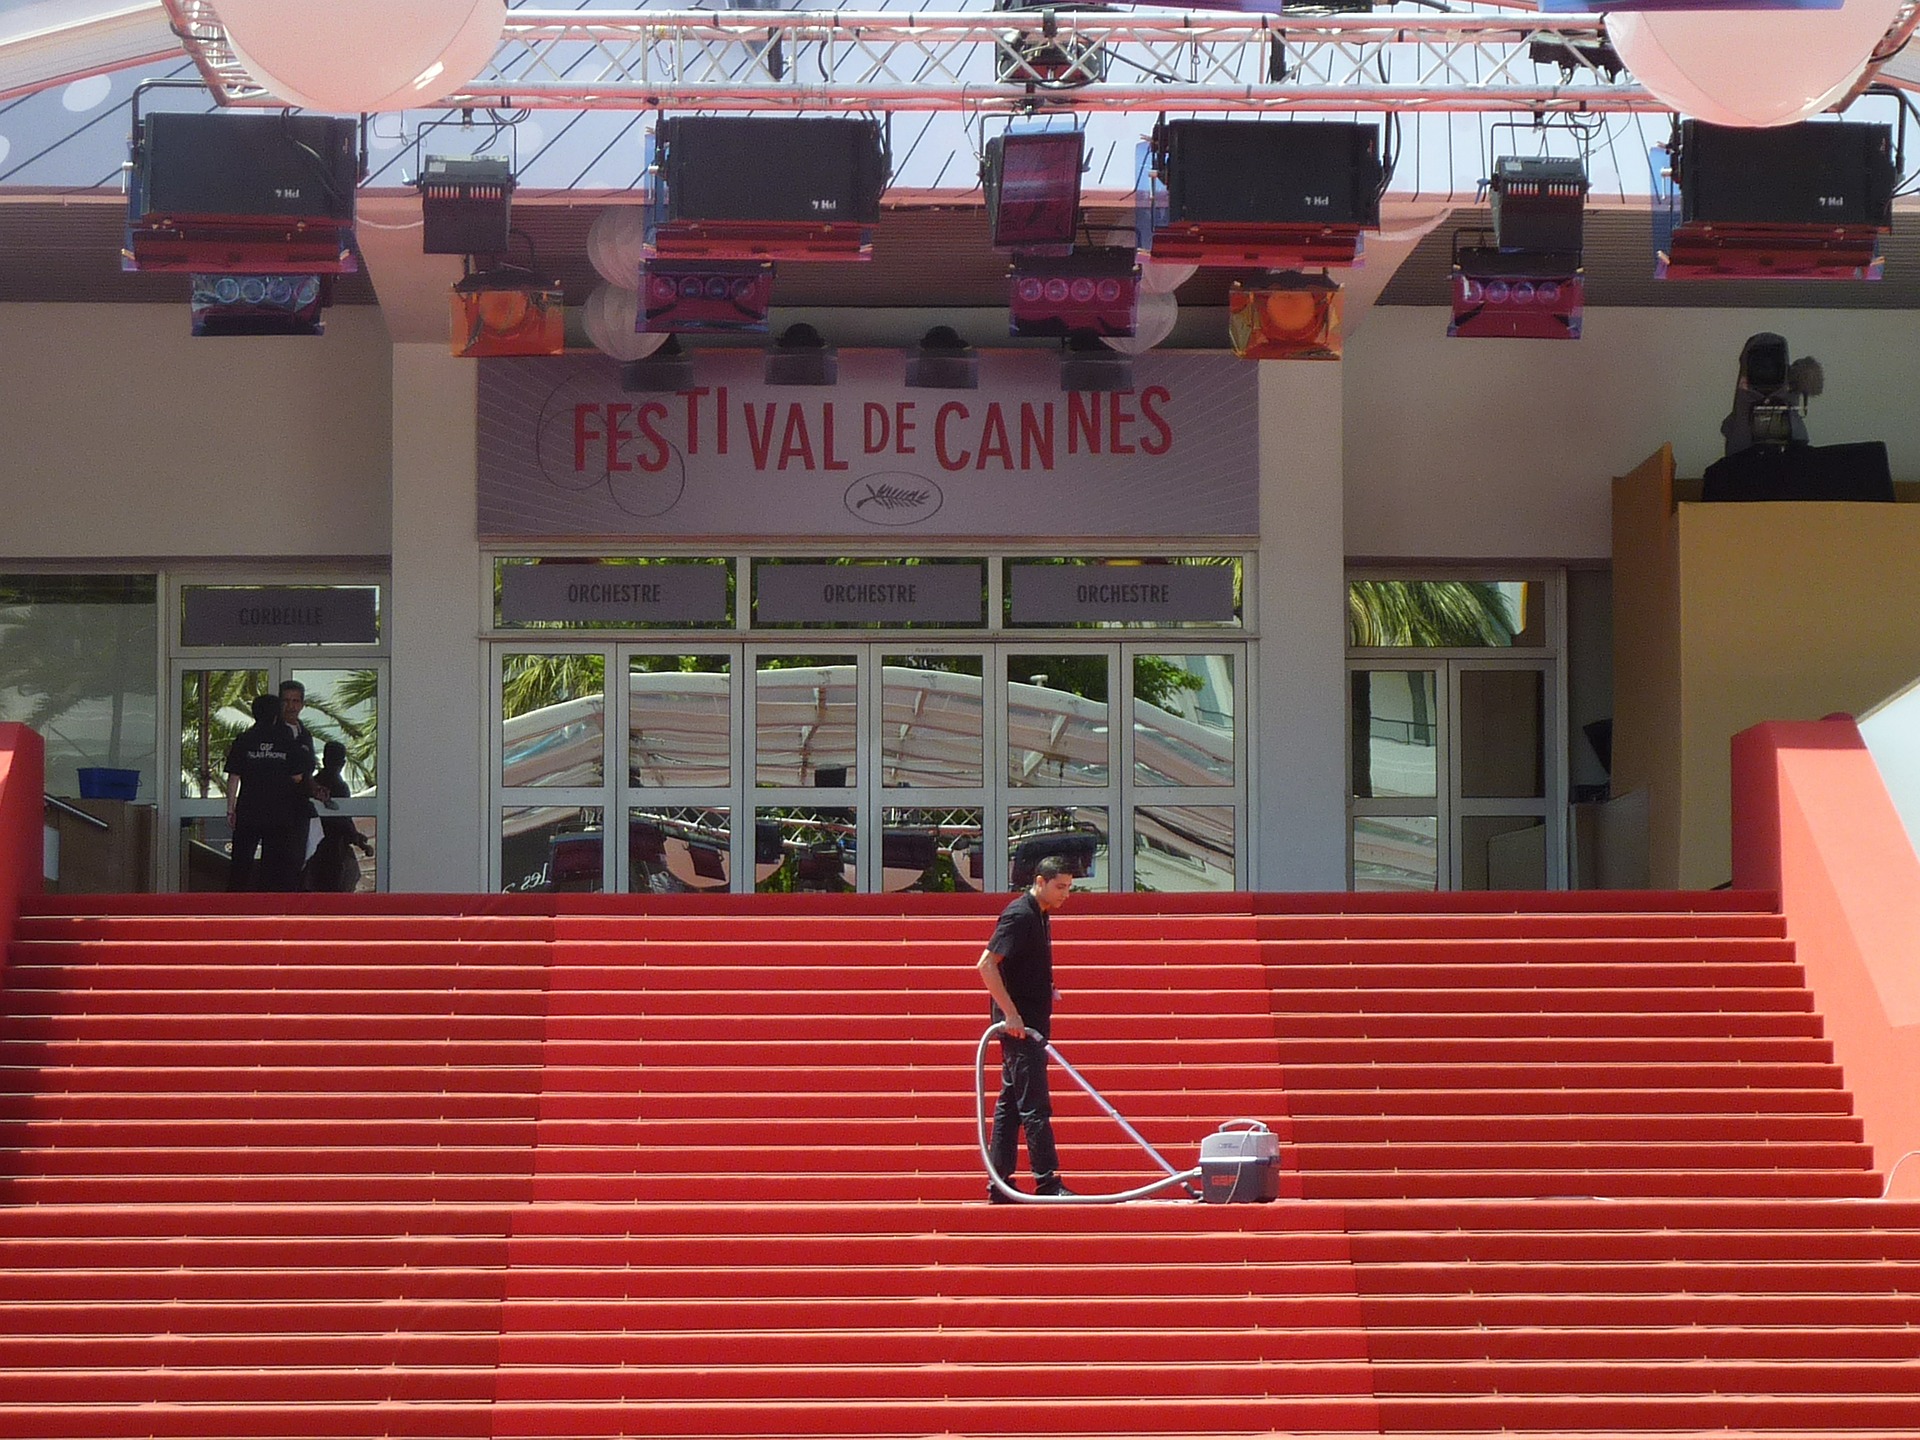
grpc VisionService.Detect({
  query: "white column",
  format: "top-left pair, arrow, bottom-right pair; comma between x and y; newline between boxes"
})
387,344 -> 485,892
1253,360 -> 1348,891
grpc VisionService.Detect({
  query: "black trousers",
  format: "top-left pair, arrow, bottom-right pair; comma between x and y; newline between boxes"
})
228,815 -> 305,893
989,1032 -> 1061,1186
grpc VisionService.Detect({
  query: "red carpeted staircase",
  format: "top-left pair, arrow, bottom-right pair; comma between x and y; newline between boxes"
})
2,891 -> 1918,1439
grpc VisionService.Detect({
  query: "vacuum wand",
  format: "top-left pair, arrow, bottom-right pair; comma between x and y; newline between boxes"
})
976,1021 -> 1222,1205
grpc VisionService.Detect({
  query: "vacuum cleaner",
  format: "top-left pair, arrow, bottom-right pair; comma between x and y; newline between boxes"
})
975,1020 -> 1280,1205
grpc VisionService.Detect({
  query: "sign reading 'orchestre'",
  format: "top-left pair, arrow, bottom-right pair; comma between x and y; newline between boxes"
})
500,563 -> 729,625
1009,563 -> 1238,624
755,564 -> 983,625
477,349 -> 1258,541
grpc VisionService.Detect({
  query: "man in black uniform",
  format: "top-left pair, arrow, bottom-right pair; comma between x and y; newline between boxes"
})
977,854 -> 1078,1201
224,692 -> 311,892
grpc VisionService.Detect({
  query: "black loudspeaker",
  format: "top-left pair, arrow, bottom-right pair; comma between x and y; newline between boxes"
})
1679,121 -> 1894,229
1158,121 -> 1382,228
136,112 -> 358,224
1702,441 -> 1896,503
1490,156 -> 1586,253
657,117 -> 887,225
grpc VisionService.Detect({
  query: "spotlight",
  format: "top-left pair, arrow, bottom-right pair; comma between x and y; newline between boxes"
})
905,326 -> 979,390
643,260 -> 775,335
418,155 -> 515,257
1227,273 -> 1342,360
1008,248 -> 1140,340
1526,38 -> 1621,82
190,273 -> 330,337
765,323 -> 838,386
1490,156 -> 1587,254
984,129 -> 1084,255
1721,332 -> 1823,454
1447,243 -> 1583,341
993,4 -> 1107,87
451,265 -> 564,358
1059,333 -> 1132,393
622,335 -> 696,393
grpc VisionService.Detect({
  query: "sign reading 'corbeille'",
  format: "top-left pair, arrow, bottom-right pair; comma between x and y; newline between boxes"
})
182,587 -> 379,646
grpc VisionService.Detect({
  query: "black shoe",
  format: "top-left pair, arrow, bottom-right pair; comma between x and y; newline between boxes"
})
987,1184 -> 1019,1204
1035,1178 -> 1079,1199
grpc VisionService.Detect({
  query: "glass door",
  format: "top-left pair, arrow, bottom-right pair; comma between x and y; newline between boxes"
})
168,660 -> 385,892
1347,657 -> 1560,890
620,649 -> 740,894
747,648 -> 863,893
1000,645 -> 1119,892
487,639 -> 1248,894
876,648 -> 989,893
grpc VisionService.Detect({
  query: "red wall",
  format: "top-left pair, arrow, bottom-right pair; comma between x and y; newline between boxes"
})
1732,719 -> 1920,1200
0,724 -> 47,982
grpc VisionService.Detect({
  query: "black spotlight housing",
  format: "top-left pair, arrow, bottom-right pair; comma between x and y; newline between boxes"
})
1058,332 -> 1132,393
765,323 -> 838,386
418,155 -> 516,256
621,335 -> 696,392
905,325 -> 979,389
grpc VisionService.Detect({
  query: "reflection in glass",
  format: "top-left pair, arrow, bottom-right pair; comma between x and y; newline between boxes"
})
0,575 -> 159,800
630,806 -> 733,894
1461,815 -> 1547,890
882,657 -> 983,788
1007,806 -> 1108,891
629,655 -> 732,786
288,667 -> 379,794
501,653 -> 606,787
1133,805 -> 1235,892
1459,669 -> 1545,799
1347,580 -> 1538,648
1134,654 -> 1233,786
756,656 -> 857,788
1351,815 -> 1438,891
755,807 -> 856,893
500,805 -> 605,893
1008,655 -> 1108,787
177,818 -> 232,893
1351,671 -> 1437,799
882,807 -> 983,893
179,669 -> 270,800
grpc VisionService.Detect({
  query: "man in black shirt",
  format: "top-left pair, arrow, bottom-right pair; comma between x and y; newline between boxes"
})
977,854 -> 1078,1201
223,693 -> 311,892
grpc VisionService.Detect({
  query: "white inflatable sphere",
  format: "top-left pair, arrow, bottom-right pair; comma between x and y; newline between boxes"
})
1610,0 -> 1904,128
215,0 -> 506,113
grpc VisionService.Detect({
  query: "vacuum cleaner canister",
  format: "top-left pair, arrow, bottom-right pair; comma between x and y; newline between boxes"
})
1197,1120 -> 1281,1203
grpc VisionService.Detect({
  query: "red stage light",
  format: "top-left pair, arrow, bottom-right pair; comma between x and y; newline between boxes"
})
1227,275 -> 1343,360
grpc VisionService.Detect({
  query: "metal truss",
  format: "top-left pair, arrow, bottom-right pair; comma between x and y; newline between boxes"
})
164,2 -> 1682,116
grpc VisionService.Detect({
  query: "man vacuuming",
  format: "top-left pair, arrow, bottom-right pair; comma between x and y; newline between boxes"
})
977,854 -> 1078,1202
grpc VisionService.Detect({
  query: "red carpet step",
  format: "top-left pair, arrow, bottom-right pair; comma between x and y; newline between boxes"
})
1,891 -> 1916,1438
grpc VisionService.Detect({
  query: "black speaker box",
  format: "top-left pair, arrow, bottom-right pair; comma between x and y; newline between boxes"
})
1702,441 -> 1895,503
1679,120 -> 1894,229
1158,121 -> 1382,228
657,118 -> 887,226
135,112 -> 358,224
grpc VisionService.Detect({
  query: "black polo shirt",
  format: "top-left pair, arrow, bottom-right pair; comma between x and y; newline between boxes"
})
986,889 -> 1053,1035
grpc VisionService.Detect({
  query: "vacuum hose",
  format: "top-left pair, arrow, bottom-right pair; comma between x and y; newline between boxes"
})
975,1021 -> 1205,1205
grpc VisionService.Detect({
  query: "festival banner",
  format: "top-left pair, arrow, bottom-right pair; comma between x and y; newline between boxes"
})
477,349 -> 1258,540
